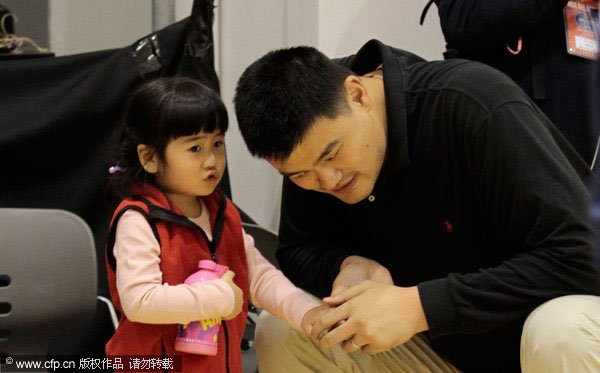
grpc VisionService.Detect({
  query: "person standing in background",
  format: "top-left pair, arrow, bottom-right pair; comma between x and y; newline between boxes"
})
429,0 -> 600,166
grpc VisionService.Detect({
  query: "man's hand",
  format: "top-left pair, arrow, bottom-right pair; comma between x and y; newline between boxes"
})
221,271 -> 244,320
311,281 -> 429,355
300,304 -> 331,336
331,255 -> 393,297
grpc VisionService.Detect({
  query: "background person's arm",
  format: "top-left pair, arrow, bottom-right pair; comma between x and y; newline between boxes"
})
434,0 -> 568,53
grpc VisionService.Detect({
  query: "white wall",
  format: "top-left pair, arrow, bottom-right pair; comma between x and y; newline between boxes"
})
49,0 -> 152,56
218,1 -> 292,230
175,0 -> 195,21
48,0 -> 195,56
316,0 -> 445,60
219,0 -> 445,231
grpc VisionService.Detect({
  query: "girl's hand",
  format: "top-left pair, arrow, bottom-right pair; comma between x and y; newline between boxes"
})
221,271 -> 244,320
300,304 -> 331,337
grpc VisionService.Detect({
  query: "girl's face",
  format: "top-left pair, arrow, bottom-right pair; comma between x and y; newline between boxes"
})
155,130 -> 226,209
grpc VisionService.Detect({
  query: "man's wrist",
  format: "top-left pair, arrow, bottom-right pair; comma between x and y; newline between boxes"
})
411,285 -> 430,333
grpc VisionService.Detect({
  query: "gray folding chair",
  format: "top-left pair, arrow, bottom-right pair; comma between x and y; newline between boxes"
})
0,208 -> 97,356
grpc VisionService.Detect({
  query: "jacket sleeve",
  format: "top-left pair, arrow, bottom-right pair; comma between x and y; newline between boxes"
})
276,178 -> 359,298
245,230 -> 320,331
433,0 -> 568,52
114,210 -> 235,324
418,79 -> 600,337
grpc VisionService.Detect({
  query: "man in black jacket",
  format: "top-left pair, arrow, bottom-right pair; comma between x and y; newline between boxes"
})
234,40 -> 600,372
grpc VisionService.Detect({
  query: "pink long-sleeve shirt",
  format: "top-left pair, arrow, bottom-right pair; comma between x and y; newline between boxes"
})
113,199 -> 320,331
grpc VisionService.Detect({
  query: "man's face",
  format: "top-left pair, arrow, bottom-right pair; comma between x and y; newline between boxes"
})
268,106 -> 387,204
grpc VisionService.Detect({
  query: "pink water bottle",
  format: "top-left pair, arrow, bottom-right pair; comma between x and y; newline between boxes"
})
175,260 -> 229,355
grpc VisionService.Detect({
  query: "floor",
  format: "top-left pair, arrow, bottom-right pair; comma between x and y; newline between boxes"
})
242,311 -> 259,373
242,341 -> 258,373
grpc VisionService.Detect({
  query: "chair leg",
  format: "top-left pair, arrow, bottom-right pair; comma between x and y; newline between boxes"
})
97,296 -> 119,330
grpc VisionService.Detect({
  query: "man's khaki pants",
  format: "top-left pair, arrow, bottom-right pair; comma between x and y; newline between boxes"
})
255,295 -> 600,372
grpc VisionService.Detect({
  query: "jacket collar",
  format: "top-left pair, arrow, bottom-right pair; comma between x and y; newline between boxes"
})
131,183 -> 228,252
342,39 -> 426,189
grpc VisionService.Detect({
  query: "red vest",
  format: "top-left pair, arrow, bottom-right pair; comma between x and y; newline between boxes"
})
105,184 -> 248,373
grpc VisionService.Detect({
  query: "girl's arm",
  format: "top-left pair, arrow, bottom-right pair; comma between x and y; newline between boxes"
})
114,210 -> 235,324
245,230 -> 321,331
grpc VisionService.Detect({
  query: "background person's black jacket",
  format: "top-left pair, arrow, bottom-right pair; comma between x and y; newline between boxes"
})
276,40 -> 600,372
432,0 -> 600,166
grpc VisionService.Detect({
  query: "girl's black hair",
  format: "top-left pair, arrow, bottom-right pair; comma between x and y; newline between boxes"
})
106,76 -> 228,205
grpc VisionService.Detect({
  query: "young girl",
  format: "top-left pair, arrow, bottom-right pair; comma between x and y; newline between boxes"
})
105,77 -> 324,372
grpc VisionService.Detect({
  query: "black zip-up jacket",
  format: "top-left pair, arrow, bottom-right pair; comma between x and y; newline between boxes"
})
276,40 -> 600,372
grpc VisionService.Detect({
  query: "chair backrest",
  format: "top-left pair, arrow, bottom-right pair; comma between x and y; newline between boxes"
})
242,223 -> 279,269
0,208 -> 97,356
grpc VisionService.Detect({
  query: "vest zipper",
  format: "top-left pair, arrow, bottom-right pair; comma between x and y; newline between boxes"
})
223,321 -> 230,373
161,345 -> 168,373
210,245 -> 229,373
209,244 -> 230,373
207,207 -> 229,373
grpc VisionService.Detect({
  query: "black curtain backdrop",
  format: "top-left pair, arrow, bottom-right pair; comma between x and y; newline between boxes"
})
0,0 -> 246,357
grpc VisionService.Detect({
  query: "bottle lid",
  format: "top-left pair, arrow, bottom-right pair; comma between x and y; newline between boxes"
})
197,260 -> 229,275
197,260 -> 218,270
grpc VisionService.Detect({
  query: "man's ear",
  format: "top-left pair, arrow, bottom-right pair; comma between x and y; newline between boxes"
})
343,75 -> 373,110
137,144 -> 159,174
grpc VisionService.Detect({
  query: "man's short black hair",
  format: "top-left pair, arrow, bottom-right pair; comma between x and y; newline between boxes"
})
234,46 -> 353,162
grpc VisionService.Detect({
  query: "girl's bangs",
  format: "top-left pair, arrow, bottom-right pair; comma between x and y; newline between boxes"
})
162,90 -> 228,138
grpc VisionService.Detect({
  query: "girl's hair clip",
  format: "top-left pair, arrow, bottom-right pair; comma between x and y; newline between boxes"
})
109,165 -> 124,174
